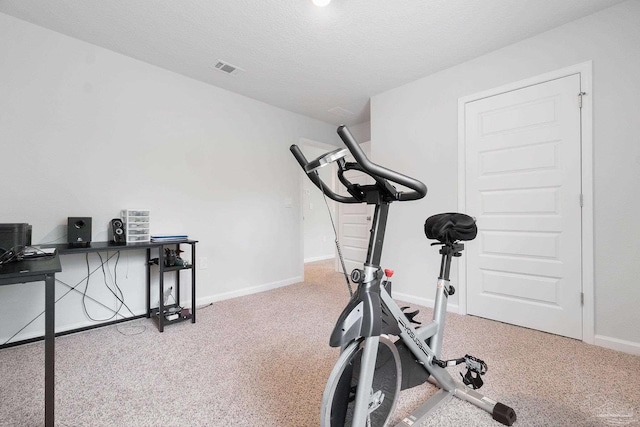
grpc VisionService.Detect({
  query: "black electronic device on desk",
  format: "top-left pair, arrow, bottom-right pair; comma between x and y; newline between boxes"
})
67,217 -> 92,248
0,223 -> 33,264
109,218 -> 126,244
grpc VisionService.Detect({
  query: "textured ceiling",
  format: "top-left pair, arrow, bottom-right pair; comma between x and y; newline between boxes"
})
0,0 -> 625,125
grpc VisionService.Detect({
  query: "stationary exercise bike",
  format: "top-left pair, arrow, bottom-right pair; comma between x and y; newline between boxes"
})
290,126 -> 517,427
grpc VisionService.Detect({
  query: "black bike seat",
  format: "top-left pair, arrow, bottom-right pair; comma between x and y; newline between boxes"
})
424,213 -> 477,243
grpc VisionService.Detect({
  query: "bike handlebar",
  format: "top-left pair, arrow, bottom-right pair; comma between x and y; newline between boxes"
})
336,126 -> 427,201
290,125 -> 428,204
290,143 -> 361,204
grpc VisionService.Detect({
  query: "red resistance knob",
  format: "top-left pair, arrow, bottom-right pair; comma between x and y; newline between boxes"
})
384,269 -> 394,278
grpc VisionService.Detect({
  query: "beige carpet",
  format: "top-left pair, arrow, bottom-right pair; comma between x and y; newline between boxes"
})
0,259 -> 639,426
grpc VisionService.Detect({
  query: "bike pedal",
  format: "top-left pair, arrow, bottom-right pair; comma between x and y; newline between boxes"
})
461,354 -> 488,390
461,369 -> 484,390
464,354 -> 488,375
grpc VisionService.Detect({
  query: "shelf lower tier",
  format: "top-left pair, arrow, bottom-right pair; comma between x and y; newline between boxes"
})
149,305 -> 193,328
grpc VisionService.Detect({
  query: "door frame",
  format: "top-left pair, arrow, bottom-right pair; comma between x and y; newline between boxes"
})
456,61 -> 594,344
298,138 -> 340,268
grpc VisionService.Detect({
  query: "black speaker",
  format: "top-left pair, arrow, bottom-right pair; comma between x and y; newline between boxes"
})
109,218 -> 126,244
68,217 -> 92,248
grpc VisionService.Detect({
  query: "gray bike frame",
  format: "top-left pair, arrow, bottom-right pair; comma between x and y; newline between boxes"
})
290,126 -> 513,427
347,275 -> 500,427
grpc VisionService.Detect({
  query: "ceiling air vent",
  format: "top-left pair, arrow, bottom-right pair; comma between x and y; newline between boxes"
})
214,60 -> 245,76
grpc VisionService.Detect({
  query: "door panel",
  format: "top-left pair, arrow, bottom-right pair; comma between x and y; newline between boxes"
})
465,74 -> 582,339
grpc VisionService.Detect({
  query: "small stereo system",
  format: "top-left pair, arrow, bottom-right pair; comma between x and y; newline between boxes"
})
68,217 -> 92,248
109,218 -> 126,244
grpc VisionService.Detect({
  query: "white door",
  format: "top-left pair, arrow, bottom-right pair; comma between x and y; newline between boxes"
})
465,74 -> 583,339
336,142 -> 373,274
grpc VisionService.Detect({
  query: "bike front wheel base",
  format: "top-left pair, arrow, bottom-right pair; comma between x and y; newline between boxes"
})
321,336 -> 402,427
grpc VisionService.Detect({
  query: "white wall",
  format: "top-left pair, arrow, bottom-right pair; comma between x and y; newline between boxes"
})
301,143 -> 337,263
371,0 -> 640,353
348,121 -> 371,145
0,13 -> 336,342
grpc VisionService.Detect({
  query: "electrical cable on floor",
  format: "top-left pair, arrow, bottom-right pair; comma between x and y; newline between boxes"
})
115,319 -> 146,336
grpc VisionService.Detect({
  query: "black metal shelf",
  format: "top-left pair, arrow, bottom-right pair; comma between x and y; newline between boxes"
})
147,240 -> 197,332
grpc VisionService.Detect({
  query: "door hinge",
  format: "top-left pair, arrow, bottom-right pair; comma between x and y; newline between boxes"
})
581,292 -> 584,306
579,193 -> 584,207
578,92 -> 586,109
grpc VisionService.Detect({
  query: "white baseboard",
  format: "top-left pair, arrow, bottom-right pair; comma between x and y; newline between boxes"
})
2,276 -> 304,344
388,299 -> 640,356
304,254 -> 334,263
197,275 -> 303,306
393,291 -> 459,313
1,311 -> 150,344
594,334 -> 640,356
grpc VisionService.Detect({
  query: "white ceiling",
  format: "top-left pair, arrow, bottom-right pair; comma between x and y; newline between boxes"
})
0,0 -> 625,125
